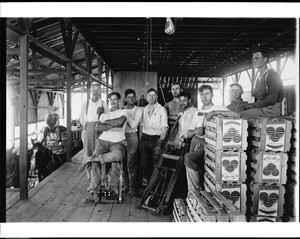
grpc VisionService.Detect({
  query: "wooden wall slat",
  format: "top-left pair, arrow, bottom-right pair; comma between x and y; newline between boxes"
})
113,71 -> 157,106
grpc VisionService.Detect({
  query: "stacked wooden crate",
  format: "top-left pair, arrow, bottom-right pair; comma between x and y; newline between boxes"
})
173,198 -> 188,222
185,190 -> 246,222
283,117 -> 297,221
246,117 -> 293,222
203,117 -> 248,214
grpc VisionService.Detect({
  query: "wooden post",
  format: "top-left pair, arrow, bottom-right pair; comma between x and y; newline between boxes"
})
222,77 -> 226,106
105,66 -> 110,98
66,61 -> 72,162
276,56 -> 282,76
19,34 -> 29,199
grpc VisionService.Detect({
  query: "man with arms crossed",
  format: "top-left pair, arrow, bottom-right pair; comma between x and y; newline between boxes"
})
81,92 -> 127,202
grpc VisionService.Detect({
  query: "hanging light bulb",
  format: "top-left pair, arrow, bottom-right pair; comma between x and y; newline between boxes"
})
165,17 -> 175,35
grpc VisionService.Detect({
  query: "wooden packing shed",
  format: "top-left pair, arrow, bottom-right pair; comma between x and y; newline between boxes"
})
5,17 -> 297,224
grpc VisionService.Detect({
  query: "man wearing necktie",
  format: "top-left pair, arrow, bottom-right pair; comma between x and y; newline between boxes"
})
140,88 -> 169,185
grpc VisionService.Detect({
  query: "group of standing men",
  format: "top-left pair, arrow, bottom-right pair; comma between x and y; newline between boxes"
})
78,48 -> 284,203
78,83 -> 170,202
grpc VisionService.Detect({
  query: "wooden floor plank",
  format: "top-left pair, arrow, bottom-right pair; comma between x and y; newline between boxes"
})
163,213 -> 173,222
128,196 -> 148,222
108,196 -> 131,222
68,190 -> 96,222
6,162 -> 69,211
88,201 -> 113,222
48,172 -> 89,222
6,188 -> 20,209
6,151 -> 176,223
27,164 -> 84,222
147,210 -> 164,222
6,163 -> 78,222
72,149 -> 84,164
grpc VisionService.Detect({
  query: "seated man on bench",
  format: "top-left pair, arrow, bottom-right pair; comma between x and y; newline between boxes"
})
41,106 -> 66,145
80,91 -> 128,203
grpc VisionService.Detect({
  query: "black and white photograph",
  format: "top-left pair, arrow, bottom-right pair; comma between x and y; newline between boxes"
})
1,2 -> 299,238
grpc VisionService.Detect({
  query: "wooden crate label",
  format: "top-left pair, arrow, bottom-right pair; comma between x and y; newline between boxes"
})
261,154 -> 281,181
221,154 -> 240,181
222,119 -> 243,147
221,186 -> 242,211
257,188 -> 280,217
265,123 -> 287,151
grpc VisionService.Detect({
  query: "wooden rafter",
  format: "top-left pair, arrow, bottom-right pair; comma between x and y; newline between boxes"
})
7,69 -> 66,74
97,56 -> 103,78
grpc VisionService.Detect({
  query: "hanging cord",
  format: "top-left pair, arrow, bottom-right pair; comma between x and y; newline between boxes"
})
150,18 -> 152,65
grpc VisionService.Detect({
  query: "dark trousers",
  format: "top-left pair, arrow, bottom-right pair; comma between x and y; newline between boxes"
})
141,133 -> 160,181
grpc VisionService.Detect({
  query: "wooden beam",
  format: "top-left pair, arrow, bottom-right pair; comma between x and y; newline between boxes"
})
7,21 -> 112,89
26,18 -> 34,33
72,64 -> 111,89
28,35 -> 69,62
66,62 -> 72,162
276,56 -> 282,76
29,89 -> 38,107
71,31 -> 79,58
19,34 -> 29,200
7,69 -> 66,74
29,89 -> 38,123
31,49 -> 37,69
97,56 -> 103,78
105,66 -> 110,82
29,42 -> 66,66
280,56 -> 289,76
6,48 -> 20,55
47,92 -> 52,106
67,20 -> 73,59
60,19 -> 70,57
222,77 -> 226,106
16,18 -> 26,31
6,55 -> 13,65
251,67 -> 255,92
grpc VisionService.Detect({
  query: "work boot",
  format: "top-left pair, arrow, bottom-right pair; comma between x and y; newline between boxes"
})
92,193 -> 101,203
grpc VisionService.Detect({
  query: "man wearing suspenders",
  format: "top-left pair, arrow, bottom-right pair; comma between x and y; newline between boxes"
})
78,83 -> 108,191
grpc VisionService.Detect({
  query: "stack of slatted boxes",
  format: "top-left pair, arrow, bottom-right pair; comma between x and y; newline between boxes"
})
284,117 -> 297,221
246,117 -> 293,222
204,116 -> 248,215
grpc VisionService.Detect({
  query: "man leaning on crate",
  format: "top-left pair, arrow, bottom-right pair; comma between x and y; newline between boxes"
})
184,85 -> 239,192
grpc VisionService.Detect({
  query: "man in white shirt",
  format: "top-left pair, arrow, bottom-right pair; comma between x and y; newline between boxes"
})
80,91 -> 128,202
185,85 -> 239,192
78,83 -> 108,190
123,89 -> 143,197
173,91 -> 198,149
140,88 -> 169,184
